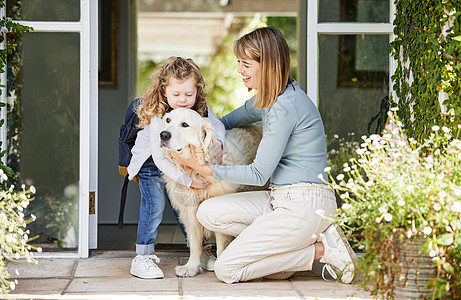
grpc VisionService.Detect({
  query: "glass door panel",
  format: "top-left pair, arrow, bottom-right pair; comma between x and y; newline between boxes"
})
318,0 -> 390,23
8,32 -> 80,251
318,33 -> 389,140
7,0 -> 80,21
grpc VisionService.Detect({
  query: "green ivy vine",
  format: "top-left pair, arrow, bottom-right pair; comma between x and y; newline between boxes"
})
390,0 -> 461,142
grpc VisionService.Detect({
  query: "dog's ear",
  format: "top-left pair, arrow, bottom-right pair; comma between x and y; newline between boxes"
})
200,118 -> 215,163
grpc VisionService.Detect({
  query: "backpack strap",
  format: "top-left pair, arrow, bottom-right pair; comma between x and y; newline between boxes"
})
118,174 -> 130,229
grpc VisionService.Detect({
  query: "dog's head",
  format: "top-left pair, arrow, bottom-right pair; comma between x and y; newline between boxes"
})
160,108 -> 216,165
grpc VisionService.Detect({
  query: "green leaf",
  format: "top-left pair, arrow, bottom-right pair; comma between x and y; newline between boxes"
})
453,35 -> 461,42
442,262 -> 454,274
436,233 -> 453,246
455,233 -> 461,247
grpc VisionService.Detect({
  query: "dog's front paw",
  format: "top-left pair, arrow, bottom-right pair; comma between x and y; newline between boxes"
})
175,264 -> 201,277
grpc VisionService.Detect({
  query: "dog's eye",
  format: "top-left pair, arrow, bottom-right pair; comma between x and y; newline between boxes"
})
166,118 -> 171,123
181,122 -> 189,128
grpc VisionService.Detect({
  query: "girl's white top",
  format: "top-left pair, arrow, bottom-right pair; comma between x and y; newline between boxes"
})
127,108 -> 226,187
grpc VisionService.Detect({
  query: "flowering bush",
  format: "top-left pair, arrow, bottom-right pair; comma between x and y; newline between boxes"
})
323,109 -> 461,299
0,180 -> 41,294
326,133 -> 360,181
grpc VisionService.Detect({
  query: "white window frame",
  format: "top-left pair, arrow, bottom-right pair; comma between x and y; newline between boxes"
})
1,0 -> 98,258
306,1 -> 396,107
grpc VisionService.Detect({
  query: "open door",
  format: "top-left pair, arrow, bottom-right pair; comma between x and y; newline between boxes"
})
3,0 -> 98,258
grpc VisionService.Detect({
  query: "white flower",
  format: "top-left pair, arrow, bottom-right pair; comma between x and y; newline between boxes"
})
432,125 -> 440,131
454,189 -> 461,197
429,249 -> 437,257
336,174 -> 344,181
375,217 -> 381,224
324,166 -> 331,172
398,200 -> 405,206
340,192 -> 349,199
10,281 -> 15,291
317,174 -> 324,180
384,213 -> 392,222
30,186 -> 36,194
334,134 -> 339,139
406,230 -> 412,238
390,107 -> 399,111
343,167 -> 351,172
378,206 -> 387,214
342,203 -> 353,210
438,190 -> 447,199
441,126 -> 450,133
315,209 -> 325,216
423,227 -> 432,235
452,201 -> 461,213
433,203 -> 442,211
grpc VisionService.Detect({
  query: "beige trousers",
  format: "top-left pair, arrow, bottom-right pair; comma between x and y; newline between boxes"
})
196,183 -> 337,283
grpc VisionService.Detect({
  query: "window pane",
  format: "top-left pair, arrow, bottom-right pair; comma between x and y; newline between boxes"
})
7,0 -> 80,21
318,33 -> 389,144
319,0 -> 389,23
8,32 -> 80,251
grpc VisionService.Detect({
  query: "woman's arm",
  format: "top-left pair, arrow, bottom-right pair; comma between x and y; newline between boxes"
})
220,96 -> 262,130
173,101 -> 296,186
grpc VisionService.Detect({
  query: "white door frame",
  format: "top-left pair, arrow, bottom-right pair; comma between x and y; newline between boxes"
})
306,1 -> 396,107
10,0 -> 98,258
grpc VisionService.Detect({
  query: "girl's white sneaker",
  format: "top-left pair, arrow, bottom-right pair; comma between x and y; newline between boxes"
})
130,254 -> 164,279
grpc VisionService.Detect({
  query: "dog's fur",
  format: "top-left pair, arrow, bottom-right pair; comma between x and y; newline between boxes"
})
160,108 -> 264,277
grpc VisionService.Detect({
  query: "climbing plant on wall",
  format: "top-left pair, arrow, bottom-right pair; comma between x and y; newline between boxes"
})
0,0 -> 39,295
390,0 -> 461,142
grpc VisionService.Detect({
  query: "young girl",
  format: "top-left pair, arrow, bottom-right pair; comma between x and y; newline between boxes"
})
127,57 -> 225,279
173,27 -> 357,284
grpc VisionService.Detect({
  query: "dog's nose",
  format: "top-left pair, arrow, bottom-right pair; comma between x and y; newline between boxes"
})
160,131 -> 171,142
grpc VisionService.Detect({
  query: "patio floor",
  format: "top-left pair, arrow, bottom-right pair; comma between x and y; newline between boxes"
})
4,250 -> 374,300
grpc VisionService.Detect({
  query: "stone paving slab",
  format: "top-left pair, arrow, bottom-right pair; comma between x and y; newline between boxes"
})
7,258 -> 76,279
292,279 -> 373,299
6,278 -> 69,294
66,276 -> 179,293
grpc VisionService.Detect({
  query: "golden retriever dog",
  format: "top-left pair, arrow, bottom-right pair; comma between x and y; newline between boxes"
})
159,108 -> 264,277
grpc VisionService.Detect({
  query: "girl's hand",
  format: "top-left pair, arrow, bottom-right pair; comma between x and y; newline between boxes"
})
171,145 -> 214,177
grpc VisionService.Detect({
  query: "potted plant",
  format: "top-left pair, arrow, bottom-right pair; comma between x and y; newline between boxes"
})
321,108 -> 461,299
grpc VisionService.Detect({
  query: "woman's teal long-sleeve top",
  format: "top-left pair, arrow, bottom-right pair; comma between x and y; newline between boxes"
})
214,80 -> 328,187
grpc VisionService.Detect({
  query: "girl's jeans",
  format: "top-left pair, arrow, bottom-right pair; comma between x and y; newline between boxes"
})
135,164 -> 187,255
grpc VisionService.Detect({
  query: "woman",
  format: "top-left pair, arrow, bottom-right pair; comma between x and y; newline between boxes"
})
172,26 -> 356,284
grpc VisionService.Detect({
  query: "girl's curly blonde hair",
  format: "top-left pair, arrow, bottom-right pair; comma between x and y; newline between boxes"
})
136,56 -> 207,127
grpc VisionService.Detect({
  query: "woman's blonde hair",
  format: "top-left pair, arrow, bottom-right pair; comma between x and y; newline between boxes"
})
136,56 -> 207,127
233,26 -> 293,109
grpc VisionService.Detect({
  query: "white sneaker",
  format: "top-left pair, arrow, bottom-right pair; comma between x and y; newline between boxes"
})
319,225 -> 357,284
130,254 -> 164,279
200,244 -> 216,271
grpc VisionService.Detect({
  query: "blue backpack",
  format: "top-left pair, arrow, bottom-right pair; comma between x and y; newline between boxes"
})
117,99 -> 142,228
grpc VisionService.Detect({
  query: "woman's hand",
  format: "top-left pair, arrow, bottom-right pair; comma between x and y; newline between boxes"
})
171,145 -> 214,177
190,177 -> 211,189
